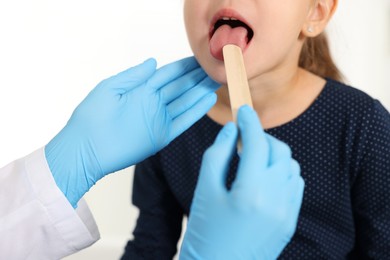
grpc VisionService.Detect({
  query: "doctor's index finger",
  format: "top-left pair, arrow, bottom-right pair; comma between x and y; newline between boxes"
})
160,67 -> 207,105
166,75 -> 219,119
266,134 -> 294,166
99,58 -> 157,92
147,56 -> 200,90
235,105 -> 270,182
234,106 -> 269,187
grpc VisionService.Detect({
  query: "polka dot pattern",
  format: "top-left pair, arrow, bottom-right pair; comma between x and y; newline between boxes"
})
122,79 -> 390,259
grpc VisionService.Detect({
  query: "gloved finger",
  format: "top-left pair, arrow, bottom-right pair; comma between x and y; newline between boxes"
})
284,174 -> 305,238
289,159 -> 301,181
148,56 -> 200,91
103,58 -> 157,93
263,135 -> 294,183
170,92 -> 217,139
167,76 -> 220,119
286,159 -> 303,203
159,68 -> 207,104
235,105 -> 270,183
266,134 -> 293,167
290,176 -> 305,216
267,158 -> 300,190
197,122 -> 238,195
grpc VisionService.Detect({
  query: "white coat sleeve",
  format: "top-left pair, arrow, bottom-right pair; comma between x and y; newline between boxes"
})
0,147 -> 100,260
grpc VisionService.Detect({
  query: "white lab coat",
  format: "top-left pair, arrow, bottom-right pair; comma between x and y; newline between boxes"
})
0,147 -> 100,260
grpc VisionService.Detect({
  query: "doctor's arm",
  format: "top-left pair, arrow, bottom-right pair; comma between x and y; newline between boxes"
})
0,57 -> 219,259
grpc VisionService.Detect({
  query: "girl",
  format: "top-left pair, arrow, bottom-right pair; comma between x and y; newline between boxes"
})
123,0 -> 390,258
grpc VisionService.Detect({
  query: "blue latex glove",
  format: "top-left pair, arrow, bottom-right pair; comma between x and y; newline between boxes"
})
45,57 -> 219,207
180,105 -> 304,260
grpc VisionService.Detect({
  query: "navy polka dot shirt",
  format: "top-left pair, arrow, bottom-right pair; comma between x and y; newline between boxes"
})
122,79 -> 390,259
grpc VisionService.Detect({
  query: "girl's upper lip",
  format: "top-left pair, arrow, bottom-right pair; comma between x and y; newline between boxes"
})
209,8 -> 253,39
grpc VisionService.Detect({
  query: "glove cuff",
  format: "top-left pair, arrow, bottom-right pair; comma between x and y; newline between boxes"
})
45,126 -> 102,207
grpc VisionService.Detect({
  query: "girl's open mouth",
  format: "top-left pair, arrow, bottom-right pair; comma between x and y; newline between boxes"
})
209,10 -> 254,61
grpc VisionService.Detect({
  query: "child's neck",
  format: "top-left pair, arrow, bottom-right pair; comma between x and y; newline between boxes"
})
207,68 -> 326,129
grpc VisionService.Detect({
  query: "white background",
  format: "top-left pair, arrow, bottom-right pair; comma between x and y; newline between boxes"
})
0,1 -> 389,259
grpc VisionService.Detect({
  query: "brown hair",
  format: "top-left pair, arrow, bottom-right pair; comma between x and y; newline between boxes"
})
299,32 -> 343,82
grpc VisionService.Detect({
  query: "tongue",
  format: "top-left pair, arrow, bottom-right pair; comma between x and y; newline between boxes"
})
210,24 -> 248,61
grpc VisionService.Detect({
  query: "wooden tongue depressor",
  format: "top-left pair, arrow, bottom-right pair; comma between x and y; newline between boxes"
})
222,44 -> 253,151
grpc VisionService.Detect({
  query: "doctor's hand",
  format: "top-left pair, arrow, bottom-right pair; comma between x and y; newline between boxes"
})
180,105 -> 304,260
45,57 -> 219,207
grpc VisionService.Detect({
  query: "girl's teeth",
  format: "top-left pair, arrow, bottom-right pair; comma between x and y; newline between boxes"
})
221,17 -> 238,21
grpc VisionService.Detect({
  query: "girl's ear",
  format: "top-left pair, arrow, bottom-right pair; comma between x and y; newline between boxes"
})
302,0 -> 338,37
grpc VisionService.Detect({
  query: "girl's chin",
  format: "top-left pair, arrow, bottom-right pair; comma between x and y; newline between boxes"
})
196,52 -> 234,84
202,66 -> 228,84
208,73 -> 228,85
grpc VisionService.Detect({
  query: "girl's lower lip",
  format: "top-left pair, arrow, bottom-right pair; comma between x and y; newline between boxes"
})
209,42 -> 250,61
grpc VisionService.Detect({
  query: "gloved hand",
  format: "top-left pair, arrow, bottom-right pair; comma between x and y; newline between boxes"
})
180,105 -> 304,260
45,57 -> 219,207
